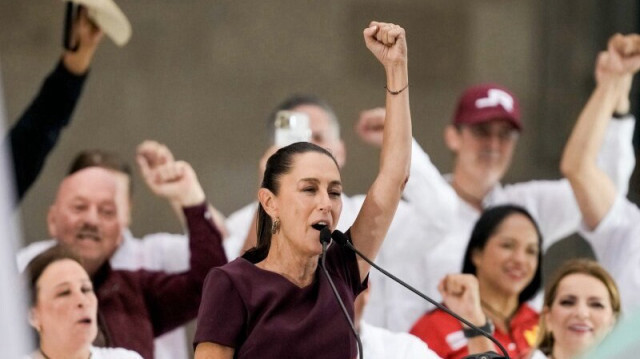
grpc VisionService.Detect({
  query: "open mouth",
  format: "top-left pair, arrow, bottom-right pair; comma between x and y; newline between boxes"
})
504,267 -> 527,280
311,222 -> 328,231
77,318 -> 92,325
77,233 -> 100,241
568,324 -> 593,333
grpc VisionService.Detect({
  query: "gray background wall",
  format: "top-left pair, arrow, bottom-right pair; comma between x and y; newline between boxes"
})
1,1 -> 638,255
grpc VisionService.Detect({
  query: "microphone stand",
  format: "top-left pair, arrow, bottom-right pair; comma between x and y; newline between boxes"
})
330,229 -> 509,359
319,228 -> 364,359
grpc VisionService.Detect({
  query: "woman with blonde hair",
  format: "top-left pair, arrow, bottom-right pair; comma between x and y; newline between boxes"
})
531,259 -> 620,359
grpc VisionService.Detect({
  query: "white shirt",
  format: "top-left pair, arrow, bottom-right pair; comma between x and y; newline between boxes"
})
363,117 -> 636,332
580,195 -> 640,315
17,229 -> 192,359
360,321 -> 441,359
25,345 -> 143,359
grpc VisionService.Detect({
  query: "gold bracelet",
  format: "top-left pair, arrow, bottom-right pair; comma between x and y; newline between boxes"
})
384,83 -> 409,95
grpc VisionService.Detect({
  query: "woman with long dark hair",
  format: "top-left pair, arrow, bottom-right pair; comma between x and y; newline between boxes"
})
411,205 -> 543,359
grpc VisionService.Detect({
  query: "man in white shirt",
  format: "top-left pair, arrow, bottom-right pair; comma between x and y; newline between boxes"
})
356,76 -> 636,331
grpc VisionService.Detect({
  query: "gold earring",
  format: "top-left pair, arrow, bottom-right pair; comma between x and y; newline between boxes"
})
271,218 -> 280,234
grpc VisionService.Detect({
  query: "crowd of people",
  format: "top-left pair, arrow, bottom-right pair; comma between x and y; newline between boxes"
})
4,2 -> 640,359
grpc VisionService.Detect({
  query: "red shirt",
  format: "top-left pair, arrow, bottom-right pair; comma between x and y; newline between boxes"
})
410,304 -> 539,359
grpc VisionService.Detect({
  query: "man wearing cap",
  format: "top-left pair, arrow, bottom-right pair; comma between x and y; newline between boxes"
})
356,81 -> 635,332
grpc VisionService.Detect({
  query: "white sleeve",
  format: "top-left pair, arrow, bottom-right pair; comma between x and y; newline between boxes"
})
498,117 -> 635,250
223,202 -> 258,260
137,232 -> 190,272
403,138 -> 458,230
16,240 -> 57,272
580,196 -> 640,314
400,333 -> 442,359
500,179 -> 580,250
596,116 -> 636,196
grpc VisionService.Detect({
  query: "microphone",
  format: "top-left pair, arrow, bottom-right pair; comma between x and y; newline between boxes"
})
330,229 -> 509,359
318,227 -> 364,359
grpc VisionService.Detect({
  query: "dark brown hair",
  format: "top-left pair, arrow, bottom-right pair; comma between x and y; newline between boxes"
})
24,245 -> 84,307
242,142 -> 338,263
68,149 -> 133,197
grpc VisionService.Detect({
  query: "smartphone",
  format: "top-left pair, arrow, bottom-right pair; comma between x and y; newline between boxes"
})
274,110 -> 312,147
63,2 -> 79,52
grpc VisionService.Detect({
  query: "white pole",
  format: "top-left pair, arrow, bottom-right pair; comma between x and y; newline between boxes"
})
0,60 -> 31,357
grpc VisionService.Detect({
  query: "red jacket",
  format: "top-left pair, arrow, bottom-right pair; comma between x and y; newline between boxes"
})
410,304 -> 539,359
93,202 -> 227,359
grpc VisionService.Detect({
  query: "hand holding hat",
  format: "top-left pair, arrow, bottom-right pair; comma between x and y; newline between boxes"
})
63,0 -> 131,47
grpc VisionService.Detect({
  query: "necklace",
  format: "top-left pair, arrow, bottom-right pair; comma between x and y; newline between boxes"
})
39,348 -> 92,359
480,299 -> 516,323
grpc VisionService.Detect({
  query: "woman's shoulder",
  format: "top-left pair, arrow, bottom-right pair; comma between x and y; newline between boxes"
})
90,346 -> 143,359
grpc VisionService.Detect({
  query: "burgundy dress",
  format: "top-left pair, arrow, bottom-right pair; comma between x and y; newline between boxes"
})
194,234 -> 367,359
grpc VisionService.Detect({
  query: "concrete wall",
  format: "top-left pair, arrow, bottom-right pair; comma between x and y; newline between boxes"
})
0,0 -> 636,248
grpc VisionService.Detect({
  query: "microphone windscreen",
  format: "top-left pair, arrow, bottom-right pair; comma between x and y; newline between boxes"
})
331,229 -> 349,246
320,227 -> 332,244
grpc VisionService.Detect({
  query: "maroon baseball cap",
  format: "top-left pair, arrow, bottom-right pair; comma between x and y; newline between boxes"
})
452,83 -> 522,131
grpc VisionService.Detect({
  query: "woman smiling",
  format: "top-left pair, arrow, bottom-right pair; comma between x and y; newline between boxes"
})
411,205 -> 543,359
531,259 -> 620,359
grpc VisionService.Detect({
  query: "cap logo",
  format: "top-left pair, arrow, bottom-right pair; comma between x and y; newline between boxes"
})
475,89 -> 513,112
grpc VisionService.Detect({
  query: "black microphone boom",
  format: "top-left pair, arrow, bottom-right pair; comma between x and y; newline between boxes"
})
318,227 -> 364,359
330,229 -> 509,359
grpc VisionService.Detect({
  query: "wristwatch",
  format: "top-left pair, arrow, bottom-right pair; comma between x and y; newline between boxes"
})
463,319 -> 494,338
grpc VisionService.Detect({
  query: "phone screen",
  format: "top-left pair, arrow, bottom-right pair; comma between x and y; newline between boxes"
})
274,111 -> 312,147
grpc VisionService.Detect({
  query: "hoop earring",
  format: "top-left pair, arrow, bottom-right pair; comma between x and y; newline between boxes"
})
271,218 -> 280,234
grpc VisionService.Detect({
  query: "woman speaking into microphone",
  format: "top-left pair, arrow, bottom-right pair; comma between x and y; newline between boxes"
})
194,20 -> 411,359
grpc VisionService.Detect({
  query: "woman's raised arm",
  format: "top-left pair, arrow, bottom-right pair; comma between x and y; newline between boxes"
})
351,21 -> 412,282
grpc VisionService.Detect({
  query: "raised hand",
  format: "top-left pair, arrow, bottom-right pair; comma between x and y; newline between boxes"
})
594,34 -> 640,114
597,34 -> 640,78
355,107 -> 386,148
439,274 -> 486,326
136,140 -> 175,170
137,141 -> 205,207
63,6 -> 104,75
609,33 -> 640,58
363,21 -> 408,68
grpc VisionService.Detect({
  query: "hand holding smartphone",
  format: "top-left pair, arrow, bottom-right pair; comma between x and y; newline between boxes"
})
274,111 -> 312,147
